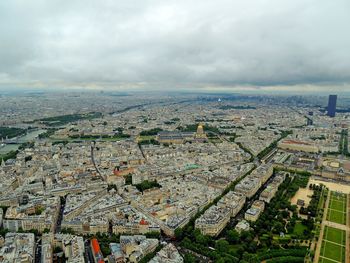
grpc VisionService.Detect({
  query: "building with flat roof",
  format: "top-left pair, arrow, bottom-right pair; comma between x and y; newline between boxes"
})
0,233 -> 35,263
110,243 -> 125,263
327,95 -> 337,118
235,220 -> 250,233
244,200 -> 265,222
278,139 -> 319,153
259,185 -> 277,203
149,243 -> 183,263
195,206 -> 231,236
119,235 -> 158,263
217,191 -> 245,217
41,233 -> 85,263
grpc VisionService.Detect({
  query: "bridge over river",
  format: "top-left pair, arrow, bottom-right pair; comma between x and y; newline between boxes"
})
0,129 -> 46,154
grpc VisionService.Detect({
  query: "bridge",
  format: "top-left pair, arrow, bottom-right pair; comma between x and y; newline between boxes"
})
1,137 -> 29,144
1,128 -> 42,145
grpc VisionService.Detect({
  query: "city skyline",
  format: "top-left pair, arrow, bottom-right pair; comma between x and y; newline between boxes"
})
1,1 -> 350,262
0,92 -> 350,262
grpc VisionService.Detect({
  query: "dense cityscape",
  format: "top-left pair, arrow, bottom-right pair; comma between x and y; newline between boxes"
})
0,92 -> 349,263
1,0 -> 350,262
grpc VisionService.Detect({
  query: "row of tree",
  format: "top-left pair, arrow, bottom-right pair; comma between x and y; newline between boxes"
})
300,185 -> 325,217
134,180 -> 161,192
0,127 -> 26,140
38,112 -> 102,126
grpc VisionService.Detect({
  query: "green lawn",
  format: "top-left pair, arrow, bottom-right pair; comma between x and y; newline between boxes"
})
319,257 -> 340,263
320,240 -> 345,263
327,209 -> 346,225
327,191 -> 347,225
78,137 -> 125,141
330,199 -> 346,211
137,135 -> 156,143
319,226 -> 346,263
329,192 -> 347,205
293,222 -> 308,237
323,226 -> 345,245
329,192 -> 346,211
138,135 -> 155,140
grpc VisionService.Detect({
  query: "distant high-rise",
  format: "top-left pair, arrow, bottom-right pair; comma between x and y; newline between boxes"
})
307,118 -> 313,126
307,111 -> 314,125
327,95 -> 337,117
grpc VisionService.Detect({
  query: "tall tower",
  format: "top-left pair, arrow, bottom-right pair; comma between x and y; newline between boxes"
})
327,95 -> 337,118
307,118 -> 313,126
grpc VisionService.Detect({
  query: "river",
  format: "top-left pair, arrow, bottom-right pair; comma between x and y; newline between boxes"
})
0,129 -> 46,155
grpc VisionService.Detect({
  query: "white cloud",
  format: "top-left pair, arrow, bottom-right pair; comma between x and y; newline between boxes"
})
0,0 -> 349,91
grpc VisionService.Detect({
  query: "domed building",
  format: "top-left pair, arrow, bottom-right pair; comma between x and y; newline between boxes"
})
194,123 -> 208,142
156,123 -> 208,144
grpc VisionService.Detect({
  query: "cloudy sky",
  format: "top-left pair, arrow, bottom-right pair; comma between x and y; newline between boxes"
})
0,0 -> 349,93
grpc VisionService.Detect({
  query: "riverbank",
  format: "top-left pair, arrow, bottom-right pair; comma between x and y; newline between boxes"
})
0,129 -> 46,155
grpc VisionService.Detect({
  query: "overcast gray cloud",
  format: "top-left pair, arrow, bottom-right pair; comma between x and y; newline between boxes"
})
0,0 -> 350,92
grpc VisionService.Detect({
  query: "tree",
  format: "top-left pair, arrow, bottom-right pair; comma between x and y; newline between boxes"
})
100,244 -> 111,256
272,221 -> 285,234
184,253 -> 196,263
140,128 -> 163,136
134,180 -> 161,192
227,229 -> 240,244
242,252 -> 259,263
145,231 -> 160,239
240,231 -> 254,243
175,228 -> 183,240
215,239 -> 229,253
0,228 -> 9,237
35,206 -> 45,215
54,246 -> 63,253
61,228 -> 75,235
194,229 -> 210,245
246,241 -> 258,253
282,210 -> 289,218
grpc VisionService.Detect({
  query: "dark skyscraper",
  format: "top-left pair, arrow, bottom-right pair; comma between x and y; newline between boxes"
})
307,111 -> 313,125
327,95 -> 337,117
307,118 -> 313,126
